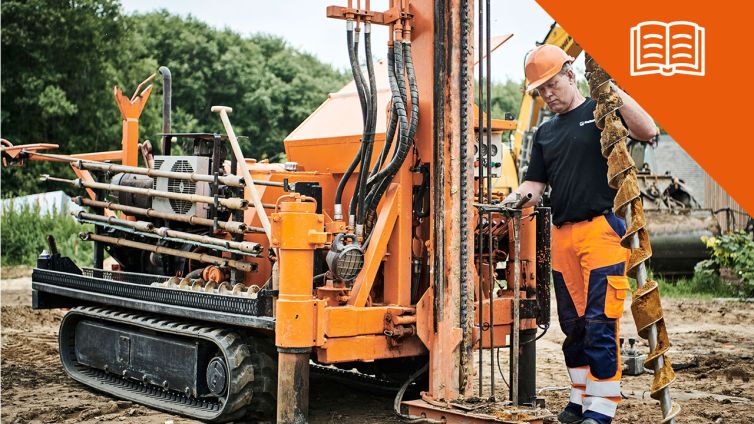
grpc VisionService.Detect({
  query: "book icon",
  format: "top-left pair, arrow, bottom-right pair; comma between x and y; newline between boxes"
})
630,21 -> 705,76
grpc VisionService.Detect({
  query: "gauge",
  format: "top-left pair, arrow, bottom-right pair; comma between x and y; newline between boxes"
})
489,144 -> 498,156
479,143 -> 488,156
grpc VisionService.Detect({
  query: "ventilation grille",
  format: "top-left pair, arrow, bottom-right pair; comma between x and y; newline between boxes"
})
167,160 -> 195,214
152,159 -> 164,189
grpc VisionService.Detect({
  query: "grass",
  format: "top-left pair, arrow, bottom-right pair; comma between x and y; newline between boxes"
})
1,200 -> 93,267
629,269 -> 739,299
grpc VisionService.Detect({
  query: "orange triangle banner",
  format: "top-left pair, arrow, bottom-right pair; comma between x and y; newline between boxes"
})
534,0 -> 753,214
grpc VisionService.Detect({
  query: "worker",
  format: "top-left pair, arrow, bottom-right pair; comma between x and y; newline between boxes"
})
502,45 -> 657,424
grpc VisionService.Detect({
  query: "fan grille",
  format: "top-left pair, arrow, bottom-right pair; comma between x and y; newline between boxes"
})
168,160 -> 195,214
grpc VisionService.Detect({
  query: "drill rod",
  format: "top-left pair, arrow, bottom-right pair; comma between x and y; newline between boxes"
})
80,232 -> 255,272
43,175 -> 248,210
30,151 -> 245,187
510,208 -> 521,405
74,197 -> 258,234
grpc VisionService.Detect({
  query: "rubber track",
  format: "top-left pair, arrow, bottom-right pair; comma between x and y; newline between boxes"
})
58,306 -> 276,422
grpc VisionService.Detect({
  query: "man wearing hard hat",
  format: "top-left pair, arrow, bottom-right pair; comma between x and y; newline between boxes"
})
503,45 -> 657,424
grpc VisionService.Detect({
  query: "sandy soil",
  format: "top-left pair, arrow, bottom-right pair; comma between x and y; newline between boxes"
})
2,269 -> 753,423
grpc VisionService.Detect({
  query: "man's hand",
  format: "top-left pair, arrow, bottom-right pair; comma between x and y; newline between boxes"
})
501,191 -> 520,208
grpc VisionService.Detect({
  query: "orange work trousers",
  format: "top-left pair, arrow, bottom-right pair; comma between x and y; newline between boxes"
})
551,212 -> 631,423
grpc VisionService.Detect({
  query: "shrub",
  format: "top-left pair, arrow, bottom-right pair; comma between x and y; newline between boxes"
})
694,231 -> 754,297
1,201 -> 92,267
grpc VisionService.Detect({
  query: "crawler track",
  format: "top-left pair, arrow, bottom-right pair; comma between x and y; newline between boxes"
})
58,306 -> 276,422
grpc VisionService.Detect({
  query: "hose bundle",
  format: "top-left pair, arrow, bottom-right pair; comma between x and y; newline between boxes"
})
335,18 -> 419,243
334,20 -> 377,233
586,54 -> 680,423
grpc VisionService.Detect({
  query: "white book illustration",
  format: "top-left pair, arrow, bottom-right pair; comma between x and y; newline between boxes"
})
630,21 -> 705,76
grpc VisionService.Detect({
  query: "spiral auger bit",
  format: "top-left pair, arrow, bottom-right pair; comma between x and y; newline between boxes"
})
585,54 -> 680,424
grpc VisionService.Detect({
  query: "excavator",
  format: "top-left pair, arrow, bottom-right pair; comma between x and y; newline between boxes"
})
1,2 -> 678,423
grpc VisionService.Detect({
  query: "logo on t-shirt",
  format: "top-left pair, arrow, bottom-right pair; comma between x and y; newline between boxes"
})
579,119 -> 596,127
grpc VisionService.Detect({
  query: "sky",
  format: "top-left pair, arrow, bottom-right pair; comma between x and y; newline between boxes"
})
120,0 -> 576,83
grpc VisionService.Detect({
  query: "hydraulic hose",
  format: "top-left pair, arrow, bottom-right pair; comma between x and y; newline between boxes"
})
334,21 -> 370,219
369,48 -> 399,179
368,48 -> 400,183
355,22 -> 378,232
364,41 -> 414,215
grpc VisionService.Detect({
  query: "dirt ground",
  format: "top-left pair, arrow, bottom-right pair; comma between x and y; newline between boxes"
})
2,267 -> 753,423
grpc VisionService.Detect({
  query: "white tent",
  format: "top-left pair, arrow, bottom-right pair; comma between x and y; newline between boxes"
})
0,190 -> 83,218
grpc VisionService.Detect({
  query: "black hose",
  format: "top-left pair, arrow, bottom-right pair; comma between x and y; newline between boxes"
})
364,41 -> 413,215
356,23 -> 378,228
369,47 -> 399,179
334,23 -> 370,216
392,363 -> 442,424
404,41 -> 420,144
185,268 -> 203,279
368,47 -> 399,183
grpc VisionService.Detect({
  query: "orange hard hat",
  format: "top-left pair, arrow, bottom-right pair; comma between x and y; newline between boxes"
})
524,45 -> 575,93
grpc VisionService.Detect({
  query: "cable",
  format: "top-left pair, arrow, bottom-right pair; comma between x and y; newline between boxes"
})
393,363 -> 443,424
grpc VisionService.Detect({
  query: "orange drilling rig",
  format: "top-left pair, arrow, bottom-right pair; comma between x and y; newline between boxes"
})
2,1 -> 555,422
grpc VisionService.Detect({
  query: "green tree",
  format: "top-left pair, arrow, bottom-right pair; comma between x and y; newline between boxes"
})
1,3 -> 348,197
1,0 -> 128,195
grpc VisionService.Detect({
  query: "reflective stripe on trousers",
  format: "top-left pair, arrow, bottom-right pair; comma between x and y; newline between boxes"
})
552,212 -> 630,423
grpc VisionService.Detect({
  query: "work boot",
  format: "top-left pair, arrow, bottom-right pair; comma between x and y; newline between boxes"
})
580,419 -> 600,424
557,408 -> 583,424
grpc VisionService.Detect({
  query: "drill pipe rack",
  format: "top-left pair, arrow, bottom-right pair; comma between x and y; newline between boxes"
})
80,232 -> 256,273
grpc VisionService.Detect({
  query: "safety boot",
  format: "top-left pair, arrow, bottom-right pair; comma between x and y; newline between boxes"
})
557,408 -> 583,424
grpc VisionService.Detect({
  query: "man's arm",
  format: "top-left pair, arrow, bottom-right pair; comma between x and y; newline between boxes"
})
613,84 -> 658,141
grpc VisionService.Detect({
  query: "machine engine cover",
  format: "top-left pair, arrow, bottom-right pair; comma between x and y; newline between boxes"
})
152,155 -> 210,218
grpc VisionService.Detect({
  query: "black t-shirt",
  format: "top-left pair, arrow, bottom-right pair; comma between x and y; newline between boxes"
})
524,98 -> 616,226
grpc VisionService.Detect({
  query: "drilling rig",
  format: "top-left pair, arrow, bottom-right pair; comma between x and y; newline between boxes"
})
4,1 -> 558,423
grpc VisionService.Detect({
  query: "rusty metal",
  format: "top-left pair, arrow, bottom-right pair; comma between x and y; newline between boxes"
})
42,174 -> 248,210
277,348 -> 310,424
80,232 -> 255,272
29,149 -> 244,186
476,0 -> 486,397
510,204 -> 521,405
586,55 -> 679,423
75,211 -> 262,255
73,197 -> 255,234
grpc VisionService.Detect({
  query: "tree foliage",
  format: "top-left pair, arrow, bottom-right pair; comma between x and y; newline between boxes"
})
1,1 -> 348,196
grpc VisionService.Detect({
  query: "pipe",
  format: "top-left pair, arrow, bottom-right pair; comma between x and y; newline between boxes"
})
211,106 -> 272,240
485,0 -> 496,397
70,158 -> 244,187
477,0 -> 485,396
74,197 -> 255,234
81,232 -> 255,272
511,208 -> 521,405
158,66 -> 172,155
76,211 -> 262,254
43,175 -> 247,210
